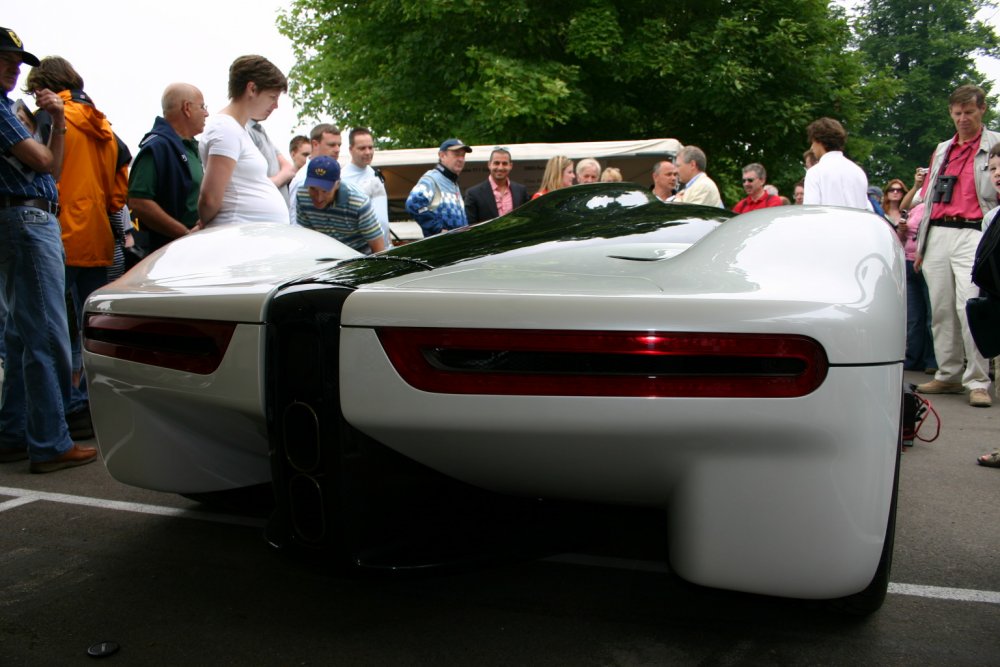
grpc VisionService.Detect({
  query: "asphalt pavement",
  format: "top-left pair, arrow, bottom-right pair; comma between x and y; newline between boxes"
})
1,369 -> 999,666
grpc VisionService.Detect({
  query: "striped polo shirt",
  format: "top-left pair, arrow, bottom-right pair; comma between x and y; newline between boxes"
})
295,180 -> 381,253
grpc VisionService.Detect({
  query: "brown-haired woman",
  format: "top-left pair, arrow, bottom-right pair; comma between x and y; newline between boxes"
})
197,55 -> 290,226
882,178 -> 907,226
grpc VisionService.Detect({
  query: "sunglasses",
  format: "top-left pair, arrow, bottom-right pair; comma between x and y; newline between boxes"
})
887,187 -> 905,193
742,177 -> 757,183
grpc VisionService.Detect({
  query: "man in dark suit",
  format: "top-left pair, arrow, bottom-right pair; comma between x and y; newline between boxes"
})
465,147 -> 529,223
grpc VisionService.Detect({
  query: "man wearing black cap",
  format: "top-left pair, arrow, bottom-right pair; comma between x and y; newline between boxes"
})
0,27 -> 98,472
295,155 -> 385,254
405,138 -> 471,236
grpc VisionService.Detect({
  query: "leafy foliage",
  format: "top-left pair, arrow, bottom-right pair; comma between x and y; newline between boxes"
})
278,0 -> 991,200
853,0 -> 1000,187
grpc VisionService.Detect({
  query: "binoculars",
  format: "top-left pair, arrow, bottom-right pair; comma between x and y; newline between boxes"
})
932,174 -> 957,203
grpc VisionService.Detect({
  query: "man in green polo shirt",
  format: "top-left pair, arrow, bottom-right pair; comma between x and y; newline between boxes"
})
128,82 -> 207,252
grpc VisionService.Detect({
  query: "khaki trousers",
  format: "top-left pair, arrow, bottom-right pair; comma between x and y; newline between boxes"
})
921,225 -> 990,390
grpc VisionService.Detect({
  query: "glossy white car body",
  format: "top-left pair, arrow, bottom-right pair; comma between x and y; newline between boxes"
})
84,186 -> 904,608
85,224 -> 361,492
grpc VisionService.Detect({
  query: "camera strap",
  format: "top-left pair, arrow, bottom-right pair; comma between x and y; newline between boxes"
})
942,134 -> 978,178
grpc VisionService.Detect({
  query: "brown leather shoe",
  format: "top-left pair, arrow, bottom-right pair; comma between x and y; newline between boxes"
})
29,444 -> 98,474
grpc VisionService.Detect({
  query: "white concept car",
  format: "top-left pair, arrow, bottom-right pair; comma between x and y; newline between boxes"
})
83,184 -> 904,613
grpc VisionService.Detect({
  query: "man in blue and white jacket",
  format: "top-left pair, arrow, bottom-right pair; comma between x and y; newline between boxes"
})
406,138 -> 470,236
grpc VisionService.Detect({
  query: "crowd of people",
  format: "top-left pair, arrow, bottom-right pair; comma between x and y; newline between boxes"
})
0,32 -> 406,474
2,23 -> 999,472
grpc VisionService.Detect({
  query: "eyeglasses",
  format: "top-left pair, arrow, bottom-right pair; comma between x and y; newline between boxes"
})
185,101 -> 208,111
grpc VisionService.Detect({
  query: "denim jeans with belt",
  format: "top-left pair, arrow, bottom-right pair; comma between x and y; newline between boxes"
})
0,205 -> 74,460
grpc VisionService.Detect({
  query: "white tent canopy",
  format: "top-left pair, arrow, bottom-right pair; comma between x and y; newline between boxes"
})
371,138 -> 683,214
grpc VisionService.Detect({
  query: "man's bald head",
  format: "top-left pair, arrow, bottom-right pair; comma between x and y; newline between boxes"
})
161,82 -> 207,139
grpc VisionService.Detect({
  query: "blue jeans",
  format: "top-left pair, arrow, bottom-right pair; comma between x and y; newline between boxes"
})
905,259 -> 937,371
0,292 -> 7,365
65,265 -> 108,413
0,206 -> 73,459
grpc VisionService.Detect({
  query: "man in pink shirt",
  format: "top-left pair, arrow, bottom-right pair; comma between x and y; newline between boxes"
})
912,85 -> 1000,407
464,147 -> 529,224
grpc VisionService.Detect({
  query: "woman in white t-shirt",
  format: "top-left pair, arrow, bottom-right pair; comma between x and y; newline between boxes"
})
197,55 -> 290,226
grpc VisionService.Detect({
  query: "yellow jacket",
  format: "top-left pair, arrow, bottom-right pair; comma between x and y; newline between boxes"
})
57,90 -> 127,266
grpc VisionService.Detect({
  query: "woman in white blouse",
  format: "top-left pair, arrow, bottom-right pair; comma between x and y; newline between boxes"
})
197,55 -> 290,226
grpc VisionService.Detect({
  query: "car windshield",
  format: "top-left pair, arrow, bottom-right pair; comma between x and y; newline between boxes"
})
304,184 -> 733,288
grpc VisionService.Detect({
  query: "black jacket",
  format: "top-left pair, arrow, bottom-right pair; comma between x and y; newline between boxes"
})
464,178 -> 529,224
130,117 -> 197,251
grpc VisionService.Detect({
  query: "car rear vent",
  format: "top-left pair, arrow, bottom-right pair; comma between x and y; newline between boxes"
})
288,475 -> 326,543
376,328 -> 828,398
84,314 -> 236,375
283,402 -> 322,473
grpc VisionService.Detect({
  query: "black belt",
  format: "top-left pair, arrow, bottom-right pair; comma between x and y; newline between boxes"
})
0,196 -> 60,216
929,216 -> 981,230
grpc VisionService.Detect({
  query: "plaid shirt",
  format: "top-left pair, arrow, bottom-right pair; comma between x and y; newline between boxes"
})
0,94 -> 58,201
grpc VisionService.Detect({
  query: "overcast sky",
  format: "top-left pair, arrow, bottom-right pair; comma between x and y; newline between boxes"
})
6,1 -> 1000,159
5,0 -> 307,156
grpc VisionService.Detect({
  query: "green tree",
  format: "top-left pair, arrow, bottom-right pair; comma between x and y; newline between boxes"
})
278,0 -> 879,200
853,0 -> 1000,186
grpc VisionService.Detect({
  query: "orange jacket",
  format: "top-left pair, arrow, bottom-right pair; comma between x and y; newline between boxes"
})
57,90 -> 127,266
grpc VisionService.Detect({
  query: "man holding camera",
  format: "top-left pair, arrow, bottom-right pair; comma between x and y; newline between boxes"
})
913,85 -> 1000,407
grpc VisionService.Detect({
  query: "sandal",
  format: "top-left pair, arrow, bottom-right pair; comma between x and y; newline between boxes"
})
976,451 -> 1000,467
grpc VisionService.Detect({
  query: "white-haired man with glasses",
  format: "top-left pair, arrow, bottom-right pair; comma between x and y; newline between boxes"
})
128,83 -> 208,253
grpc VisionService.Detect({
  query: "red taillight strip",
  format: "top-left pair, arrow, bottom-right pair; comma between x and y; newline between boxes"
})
84,314 -> 237,375
375,328 -> 828,398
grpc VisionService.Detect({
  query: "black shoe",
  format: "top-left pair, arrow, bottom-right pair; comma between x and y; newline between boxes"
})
0,446 -> 28,463
66,406 -> 94,440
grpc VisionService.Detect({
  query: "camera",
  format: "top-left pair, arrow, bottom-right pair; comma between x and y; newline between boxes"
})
932,174 -> 957,203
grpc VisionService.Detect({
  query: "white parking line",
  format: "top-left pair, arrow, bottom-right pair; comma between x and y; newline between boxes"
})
3,486 -> 998,606
0,495 -> 40,512
887,582 -> 1000,605
0,485 -> 266,528
544,554 -> 1000,605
